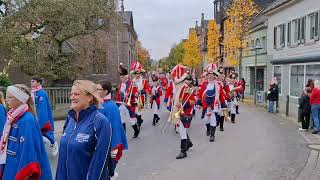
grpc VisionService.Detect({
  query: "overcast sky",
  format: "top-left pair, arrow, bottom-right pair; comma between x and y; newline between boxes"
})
125,0 -> 215,60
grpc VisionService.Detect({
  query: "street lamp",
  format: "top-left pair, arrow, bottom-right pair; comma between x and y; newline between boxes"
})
250,42 -> 263,105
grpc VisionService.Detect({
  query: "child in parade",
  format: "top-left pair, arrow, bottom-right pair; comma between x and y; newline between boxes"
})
130,61 -> 151,129
150,75 -> 162,126
56,80 -> 112,180
175,74 -> 195,159
230,91 -> 238,123
116,65 -> 138,136
30,77 -> 58,156
198,64 -> 223,142
1,84 -> 52,180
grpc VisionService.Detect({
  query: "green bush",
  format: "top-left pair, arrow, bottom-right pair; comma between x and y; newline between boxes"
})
0,74 -> 11,88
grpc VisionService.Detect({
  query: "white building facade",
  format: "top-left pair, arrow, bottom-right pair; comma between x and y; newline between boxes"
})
266,0 -> 320,117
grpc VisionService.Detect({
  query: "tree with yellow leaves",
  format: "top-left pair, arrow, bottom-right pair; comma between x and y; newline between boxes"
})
225,0 -> 258,76
207,20 -> 221,64
182,28 -> 201,69
136,41 -> 151,71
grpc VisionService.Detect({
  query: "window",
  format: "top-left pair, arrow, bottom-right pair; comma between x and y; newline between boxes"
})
301,16 -> 306,43
294,19 -> 301,43
290,65 -> 304,97
287,22 -> 291,45
305,64 -> 320,84
310,13 -> 316,40
274,26 -> 277,49
279,24 -> 286,47
273,66 -> 282,95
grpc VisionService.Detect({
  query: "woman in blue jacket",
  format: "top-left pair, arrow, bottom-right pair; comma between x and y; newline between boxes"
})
56,80 -> 112,180
0,84 -> 52,180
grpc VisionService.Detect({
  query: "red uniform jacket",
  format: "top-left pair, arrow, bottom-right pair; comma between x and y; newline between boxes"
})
179,85 -> 196,116
164,81 -> 173,102
198,81 -> 223,109
150,85 -> 162,108
116,80 -> 131,102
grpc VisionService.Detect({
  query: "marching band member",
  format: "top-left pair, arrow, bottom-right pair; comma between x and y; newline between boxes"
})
198,63 -> 223,142
1,84 -> 52,180
164,73 -> 174,112
130,61 -> 151,129
116,66 -> 140,138
175,73 -> 195,159
56,80 -> 112,180
97,80 -> 128,178
30,77 -> 58,156
150,75 -> 162,126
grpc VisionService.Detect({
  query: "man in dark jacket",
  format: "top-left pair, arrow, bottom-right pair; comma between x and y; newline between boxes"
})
267,78 -> 279,113
299,88 -> 312,130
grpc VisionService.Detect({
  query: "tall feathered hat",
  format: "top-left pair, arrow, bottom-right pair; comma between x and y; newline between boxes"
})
206,63 -> 220,76
130,61 -> 143,74
170,64 -> 189,84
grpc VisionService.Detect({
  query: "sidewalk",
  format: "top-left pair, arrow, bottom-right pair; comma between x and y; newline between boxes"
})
241,98 -> 320,180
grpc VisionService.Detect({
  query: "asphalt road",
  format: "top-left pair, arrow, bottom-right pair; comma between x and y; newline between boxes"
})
115,104 -> 310,180
50,104 -> 312,180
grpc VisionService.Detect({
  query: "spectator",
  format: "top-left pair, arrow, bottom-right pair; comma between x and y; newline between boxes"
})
298,87 -> 312,131
311,80 -> 320,134
241,78 -> 246,100
267,77 -> 279,113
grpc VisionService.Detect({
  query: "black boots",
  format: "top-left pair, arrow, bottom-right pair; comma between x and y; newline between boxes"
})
219,116 -> 224,131
137,115 -> 143,127
186,135 -> 193,151
132,124 -> 140,138
236,106 -> 239,114
152,114 -> 160,126
206,123 -> 210,136
176,139 -> 188,159
209,126 -> 216,142
152,114 -> 156,126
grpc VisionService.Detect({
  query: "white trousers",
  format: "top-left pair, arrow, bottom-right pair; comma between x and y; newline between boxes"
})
204,108 -> 217,127
152,101 -> 159,114
119,104 -> 136,125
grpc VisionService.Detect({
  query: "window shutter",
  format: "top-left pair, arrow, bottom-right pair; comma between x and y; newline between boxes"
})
274,26 -> 277,49
300,16 -> 306,44
282,24 -> 286,47
287,22 -> 291,45
315,12 -> 319,40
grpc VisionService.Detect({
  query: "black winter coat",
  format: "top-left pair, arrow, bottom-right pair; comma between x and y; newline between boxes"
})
267,84 -> 279,101
299,95 -> 311,114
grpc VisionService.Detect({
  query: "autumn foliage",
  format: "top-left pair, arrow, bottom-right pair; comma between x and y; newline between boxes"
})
182,28 -> 201,69
224,0 -> 258,66
136,41 -> 151,71
207,20 -> 221,64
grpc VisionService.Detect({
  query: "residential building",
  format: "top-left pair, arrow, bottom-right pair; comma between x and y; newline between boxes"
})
242,14 -> 269,96
265,0 -> 320,117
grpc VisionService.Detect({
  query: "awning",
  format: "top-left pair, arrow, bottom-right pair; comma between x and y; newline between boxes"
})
270,55 -> 320,65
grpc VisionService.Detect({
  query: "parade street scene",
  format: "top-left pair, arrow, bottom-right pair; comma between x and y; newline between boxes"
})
1,0 -> 320,180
